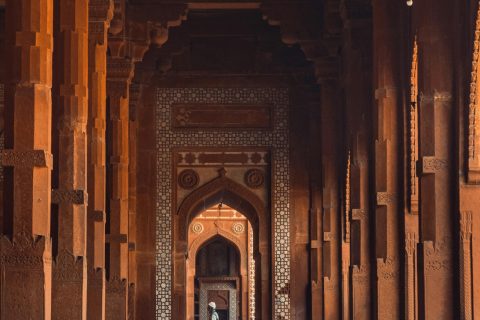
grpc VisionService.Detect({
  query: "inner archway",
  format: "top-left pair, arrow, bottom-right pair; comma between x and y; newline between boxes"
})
187,204 -> 255,320
174,174 -> 270,320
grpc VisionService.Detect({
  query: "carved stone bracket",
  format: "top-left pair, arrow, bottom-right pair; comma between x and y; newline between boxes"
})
51,189 -> 88,205
2,149 -> 53,168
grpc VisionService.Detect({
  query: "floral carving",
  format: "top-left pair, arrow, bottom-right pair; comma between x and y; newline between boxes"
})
191,222 -> 204,234
232,223 -> 245,234
178,169 -> 199,189
244,169 -> 265,189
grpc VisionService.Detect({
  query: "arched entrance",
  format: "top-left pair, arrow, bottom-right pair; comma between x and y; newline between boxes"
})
174,174 -> 270,320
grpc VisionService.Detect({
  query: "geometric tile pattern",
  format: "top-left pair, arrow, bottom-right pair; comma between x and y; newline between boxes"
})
155,88 -> 291,319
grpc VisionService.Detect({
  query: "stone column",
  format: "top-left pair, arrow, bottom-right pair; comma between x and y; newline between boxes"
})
1,0 -> 54,319
105,54 -> 134,320
372,1 -> 402,318
405,33 -> 420,320
342,152 -> 351,320
87,1 -> 114,319
128,83 -> 141,320
307,89 -> 323,319
51,0 -> 89,319
341,3 -> 373,318
415,0 -> 455,319
461,2 -> 480,320
319,80 -> 341,320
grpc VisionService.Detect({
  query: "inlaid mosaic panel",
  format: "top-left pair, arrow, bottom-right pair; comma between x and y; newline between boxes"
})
155,88 -> 291,319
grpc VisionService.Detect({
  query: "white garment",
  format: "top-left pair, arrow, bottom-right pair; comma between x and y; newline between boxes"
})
211,310 -> 220,320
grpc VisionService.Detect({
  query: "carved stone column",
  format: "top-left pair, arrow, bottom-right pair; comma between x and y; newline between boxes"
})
50,0 -> 90,318
319,80 -> 341,320
87,1 -> 114,319
128,83 -> 140,320
342,152 -> 351,320
372,1 -> 402,318
1,1 -> 54,319
416,0 -> 455,318
341,2 -> 373,318
405,33 -> 420,320
307,89 -> 323,319
461,3 -> 480,319
106,54 -> 134,320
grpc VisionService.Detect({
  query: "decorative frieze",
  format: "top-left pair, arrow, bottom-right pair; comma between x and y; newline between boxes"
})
51,189 -> 88,205
172,103 -> 273,129
176,150 -> 269,167
1,150 -> 53,168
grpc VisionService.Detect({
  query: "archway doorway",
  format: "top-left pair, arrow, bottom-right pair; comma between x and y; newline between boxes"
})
174,173 -> 270,320
186,204 -> 256,320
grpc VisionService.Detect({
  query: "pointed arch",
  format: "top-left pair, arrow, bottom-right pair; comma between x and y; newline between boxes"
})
176,175 -> 268,243
173,174 -> 271,320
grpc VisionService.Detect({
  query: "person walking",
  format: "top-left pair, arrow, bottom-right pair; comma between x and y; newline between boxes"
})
208,301 -> 220,320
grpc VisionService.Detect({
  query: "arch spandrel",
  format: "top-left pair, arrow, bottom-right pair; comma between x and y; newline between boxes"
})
176,175 -> 268,242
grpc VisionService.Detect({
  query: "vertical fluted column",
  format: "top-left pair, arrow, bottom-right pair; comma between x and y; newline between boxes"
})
106,55 -> 134,320
51,0 -> 89,318
372,1 -> 402,318
87,1 -> 114,319
416,0 -> 455,318
1,0 -> 54,319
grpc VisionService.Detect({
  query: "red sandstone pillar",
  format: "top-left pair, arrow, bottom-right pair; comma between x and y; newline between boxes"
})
306,89 -> 323,319
372,1 -> 402,318
106,54 -> 134,320
319,81 -> 342,320
51,0 -> 89,318
128,83 -> 140,320
1,0 -> 54,319
87,1 -> 114,319
461,2 -> 480,320
415,1 -> 455,319
341,3 -> 373,318
405,33 -> 420,320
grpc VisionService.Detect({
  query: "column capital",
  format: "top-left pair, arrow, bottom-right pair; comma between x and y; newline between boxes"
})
89,0 -> 114,44
107,57 -> 134,98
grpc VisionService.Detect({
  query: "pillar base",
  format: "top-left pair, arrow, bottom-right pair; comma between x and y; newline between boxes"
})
0,233 -> 52,320
88,268 -> 106,320
106,276 -> 127,320
52,251 -> 86,320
